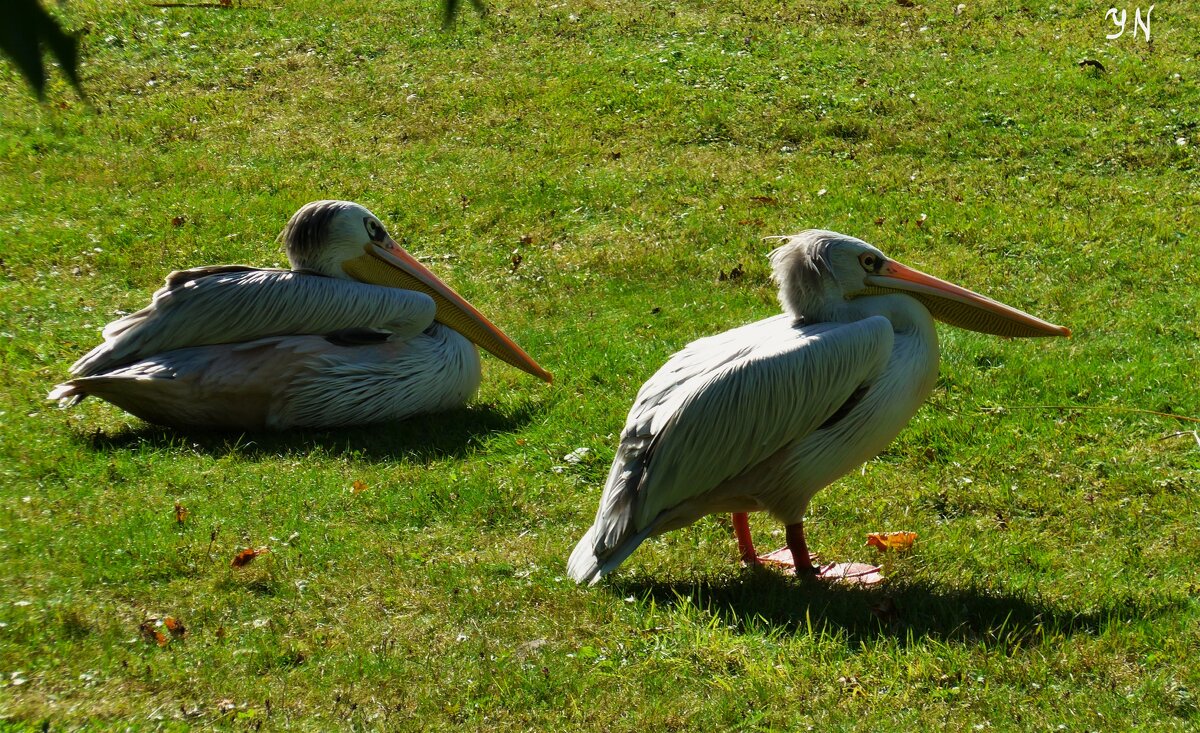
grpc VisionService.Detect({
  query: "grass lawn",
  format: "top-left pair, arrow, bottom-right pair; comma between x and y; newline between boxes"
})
2,0 -> 1198,728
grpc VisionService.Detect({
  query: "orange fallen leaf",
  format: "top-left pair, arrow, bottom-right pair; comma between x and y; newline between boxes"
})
351,479 -> 369,495
230,547 -> 270,568
163,616 -> 187,637
174,502 -> 189,525
140,620 -> 168,647
866,531 -> 918,553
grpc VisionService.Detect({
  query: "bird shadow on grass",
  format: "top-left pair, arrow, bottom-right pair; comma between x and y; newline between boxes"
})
79,402 -> 538,463
610,569 -> 1182,647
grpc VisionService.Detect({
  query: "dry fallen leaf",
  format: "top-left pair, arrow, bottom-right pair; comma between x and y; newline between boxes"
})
351,479 -> 369,495
174,502 -> 189,525
839,675 -> 867,697
516,638 -> 548,660
866,531 -> 918,553
230,547 -> 270,568
718,263 -> 745,282
869,596 -> 900,624
140,620 -> 168,647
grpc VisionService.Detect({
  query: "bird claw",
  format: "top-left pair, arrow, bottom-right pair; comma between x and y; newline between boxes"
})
814,561 -> 885,585
754,547 -> 885,585
756,546 -> 820,567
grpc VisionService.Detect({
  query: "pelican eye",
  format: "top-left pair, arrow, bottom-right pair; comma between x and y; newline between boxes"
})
858,252 -> 881,272
363,217 -> 386,242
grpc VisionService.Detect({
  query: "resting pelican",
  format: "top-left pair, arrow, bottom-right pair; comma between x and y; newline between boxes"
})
568,230 -> 1069,585
50,200 -> 552,430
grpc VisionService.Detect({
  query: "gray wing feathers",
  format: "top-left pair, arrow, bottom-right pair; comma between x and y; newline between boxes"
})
50,326 -> 481,431
568,315 -> 894,583
71,269 -> 437,376
577,320 -> 783,563
51,336 -> 322,429
579,318 -> 793,555
623,315 -> 791,433
567,520 -> 658,586
635,318 -> 894,525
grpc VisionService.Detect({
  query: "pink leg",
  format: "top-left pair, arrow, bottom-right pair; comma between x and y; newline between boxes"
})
785,523 -> 817,573
732,512 -> 758,564
732,512 -> 819,569
732,513 -> 885,585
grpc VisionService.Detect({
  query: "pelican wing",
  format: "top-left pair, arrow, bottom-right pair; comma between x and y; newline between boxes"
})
71,267 -> 437,376
53,335 -> 330,429
569,314 -> 894,583
50,325 -> 481,430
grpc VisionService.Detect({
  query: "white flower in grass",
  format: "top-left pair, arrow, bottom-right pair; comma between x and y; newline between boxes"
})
563,447 -> 590,463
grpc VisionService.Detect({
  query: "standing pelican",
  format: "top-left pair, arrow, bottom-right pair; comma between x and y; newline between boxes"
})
568,230 -> 1069,585
50,200 -> 552,430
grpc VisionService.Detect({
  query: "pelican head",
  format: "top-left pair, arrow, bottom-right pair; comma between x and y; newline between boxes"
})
281,200 -> 395,277
280,200 -> 553,382
769,230 -> 1070,338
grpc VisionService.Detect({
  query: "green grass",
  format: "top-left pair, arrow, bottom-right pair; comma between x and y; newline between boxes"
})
2,0 -> 1199,729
